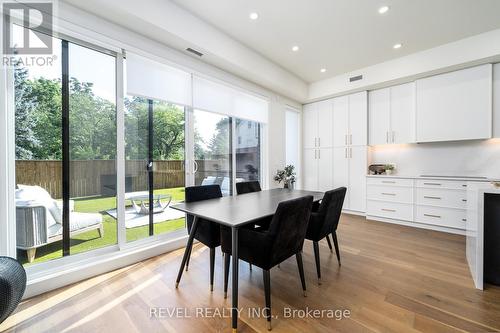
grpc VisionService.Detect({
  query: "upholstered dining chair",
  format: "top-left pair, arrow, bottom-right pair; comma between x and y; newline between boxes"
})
176,184 -> 222,291
220,196 -> 313,330
306,187 -> 346,284
0,256 -> 27,324
235,180 -> 262,195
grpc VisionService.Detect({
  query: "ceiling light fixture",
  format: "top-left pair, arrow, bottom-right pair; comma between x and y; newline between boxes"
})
393,43 -> 402,49
292,45 -> 299,52
249,12 -> 259,20
378,6 -> 389,14
320,68 -> 327,73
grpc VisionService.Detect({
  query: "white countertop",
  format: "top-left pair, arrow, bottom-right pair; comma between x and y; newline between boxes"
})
366,174 -> 495,182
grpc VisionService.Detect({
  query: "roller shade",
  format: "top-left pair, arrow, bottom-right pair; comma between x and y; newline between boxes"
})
126,52 -> 192,106
193,76 -> 268,123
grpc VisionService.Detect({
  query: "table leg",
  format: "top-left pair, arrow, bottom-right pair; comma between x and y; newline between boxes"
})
175,216 -> 198,288
231,227 -> 239,333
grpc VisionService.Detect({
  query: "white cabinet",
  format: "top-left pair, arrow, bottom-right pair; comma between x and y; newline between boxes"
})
317,100 -> 333,148
317,148 -> 334,192
416,64 -> 492,143
369,82 -> 415,145
303,104 -> 318,149
333,146 -> 367,212
333,92 -> 367,147
302,149 -> 318,191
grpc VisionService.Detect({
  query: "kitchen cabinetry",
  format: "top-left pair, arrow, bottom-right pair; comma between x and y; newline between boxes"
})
415,64 -> 492,143
368,82 -> 415,145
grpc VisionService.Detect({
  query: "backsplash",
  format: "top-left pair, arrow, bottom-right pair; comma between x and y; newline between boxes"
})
368,139 -> 500,178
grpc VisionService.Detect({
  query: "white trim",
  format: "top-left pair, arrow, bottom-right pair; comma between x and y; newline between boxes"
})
116,51 -> 126,248
231,119 -> 237,195
365,215 -> 466,235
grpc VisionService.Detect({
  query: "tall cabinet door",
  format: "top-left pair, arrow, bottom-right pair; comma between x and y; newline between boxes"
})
348,146 -> 367,212
390,82 -> 415,144
302,149 -> 318,191
333,96 -> 349,147
333,147 -> 350,209
349,91 -> 368,146
317,148 -> 333,192
317,99 -> 333,148
368,88 -> 391,145
303,103 -> 318,149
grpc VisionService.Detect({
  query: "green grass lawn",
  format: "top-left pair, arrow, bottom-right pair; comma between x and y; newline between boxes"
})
19,187 -> 186,266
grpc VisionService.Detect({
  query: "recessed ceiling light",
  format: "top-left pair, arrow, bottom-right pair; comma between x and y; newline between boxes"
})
249,12 -> 259,20
378,5 -> 389,14
393,43 -> 402,49
320,68 -> 327,73
292,45 -> 299,52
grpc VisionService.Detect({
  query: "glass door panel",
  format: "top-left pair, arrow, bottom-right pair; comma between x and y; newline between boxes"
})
235,119 -> 261,183
68,43 -> 117,254
193,110 -> 232,196
152,101 -> 186,236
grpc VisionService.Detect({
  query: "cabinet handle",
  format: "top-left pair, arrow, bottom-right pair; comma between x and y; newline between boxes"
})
462,184 -> 467,188
462,199 -> 467,202
423,182 -> 442,186
392,131 -> 395,143
349,134 -> 352,145
318,149 -> 321,159
462,218 -> 467,222
382,208 -> 396,212
382,193 -> 396,196
386,131 -> 389,143
382,180 -> 396,184
424,196 -> 441,200
345,148 -> 347,158
350,147 -> 352,158
424,214 -> 441,219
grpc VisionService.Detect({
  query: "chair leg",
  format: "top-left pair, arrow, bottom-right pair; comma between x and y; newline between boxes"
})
249,263 -> 252,271
325,234 -> 333,253
210,247 -> 215,292
176,217 -> 199,288
224,252 -> 230,299
263,269 -> 272,330
295,252 -> 307,297
332,232 -> 341,266
185,244 -> 192,272
313,241 -> 321,284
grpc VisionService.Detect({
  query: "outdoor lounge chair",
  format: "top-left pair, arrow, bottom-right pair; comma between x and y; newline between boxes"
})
15,185 -> 103,263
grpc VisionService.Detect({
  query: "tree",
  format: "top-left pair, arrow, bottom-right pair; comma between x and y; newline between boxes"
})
207,118 -> 230,158
14,65 -> 39,159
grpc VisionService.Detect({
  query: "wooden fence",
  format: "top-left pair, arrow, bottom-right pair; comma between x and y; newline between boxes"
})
16,160 -> 186,199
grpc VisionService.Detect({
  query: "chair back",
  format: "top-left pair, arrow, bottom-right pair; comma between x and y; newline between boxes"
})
236,181 -> 261,195
317,187 -> 346,235
185,184 -> 222,203
267,196 -> 313,263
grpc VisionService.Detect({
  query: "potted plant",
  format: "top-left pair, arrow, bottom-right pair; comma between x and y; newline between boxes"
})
384,164 -> 395,175
274,165 -> 296,188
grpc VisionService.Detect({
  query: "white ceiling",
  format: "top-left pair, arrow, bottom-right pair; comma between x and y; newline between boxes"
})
170,0 -> 500,82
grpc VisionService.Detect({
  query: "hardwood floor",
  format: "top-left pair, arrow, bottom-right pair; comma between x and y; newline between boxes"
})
2,214 -> 500,333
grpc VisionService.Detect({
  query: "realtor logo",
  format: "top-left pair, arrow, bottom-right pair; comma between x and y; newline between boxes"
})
2,2 -> 53,54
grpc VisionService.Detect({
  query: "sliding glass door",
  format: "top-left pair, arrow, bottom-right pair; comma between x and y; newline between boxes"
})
124,97 -> 186,243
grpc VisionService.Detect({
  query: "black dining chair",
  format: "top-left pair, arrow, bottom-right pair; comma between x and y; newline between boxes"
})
306,187 -> 346,284
235,180 -> 262,195
176,184 -> 222,291
221,196 -> 313,330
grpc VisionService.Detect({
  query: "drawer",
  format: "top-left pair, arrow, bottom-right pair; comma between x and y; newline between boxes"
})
415,188 -> 467,209
367,177 -> 413,187
367,185 -> 413,203
415,205 -> 466,229
416,179 -> 468,190
367,200 -> 413,221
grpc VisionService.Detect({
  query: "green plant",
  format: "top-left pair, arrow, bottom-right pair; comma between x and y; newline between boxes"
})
274,165 -> 296,188
385,164 -> 395,171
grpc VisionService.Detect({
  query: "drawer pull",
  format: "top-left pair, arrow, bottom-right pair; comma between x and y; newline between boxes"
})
462,218 -> 467,222
424,196 -> 441,200
423,182 -> 442,186
424,214 -> 441,219
462,184 -> 467,187
381,193 -> 396,196
382,208 -> 396,212
462,199 -> 467,202
382,181 -> 396,184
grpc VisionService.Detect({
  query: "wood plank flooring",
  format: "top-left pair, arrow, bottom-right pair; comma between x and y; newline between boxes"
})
2,214 -> 500,333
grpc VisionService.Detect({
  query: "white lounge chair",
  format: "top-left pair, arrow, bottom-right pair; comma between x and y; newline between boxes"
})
15,185 -> 103,263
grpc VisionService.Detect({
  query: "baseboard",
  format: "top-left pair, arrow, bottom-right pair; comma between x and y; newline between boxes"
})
342,209 -> 366,217
365,215 -> 466,235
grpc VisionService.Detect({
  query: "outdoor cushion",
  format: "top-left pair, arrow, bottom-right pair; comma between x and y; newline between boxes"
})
48,212 -> 102,237
16,185 -> 61,226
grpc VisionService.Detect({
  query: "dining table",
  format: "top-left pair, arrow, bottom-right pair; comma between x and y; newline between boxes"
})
171,188 -> 324,332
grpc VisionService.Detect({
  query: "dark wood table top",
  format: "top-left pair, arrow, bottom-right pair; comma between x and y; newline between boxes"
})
171,188 -> 324,227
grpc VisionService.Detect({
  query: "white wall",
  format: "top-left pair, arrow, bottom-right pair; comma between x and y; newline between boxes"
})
309,29 -> 500,102
369,140 -> 500,179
